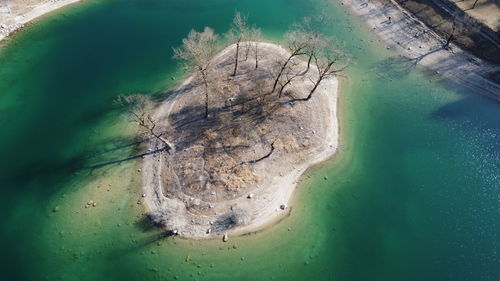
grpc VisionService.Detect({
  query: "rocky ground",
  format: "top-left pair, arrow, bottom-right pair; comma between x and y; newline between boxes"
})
0,0 -> 80,42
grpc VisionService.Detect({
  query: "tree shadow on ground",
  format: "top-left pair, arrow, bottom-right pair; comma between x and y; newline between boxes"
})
167,88 -> 283,154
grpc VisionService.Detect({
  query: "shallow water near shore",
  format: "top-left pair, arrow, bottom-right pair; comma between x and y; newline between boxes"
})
0,0 -> 498,280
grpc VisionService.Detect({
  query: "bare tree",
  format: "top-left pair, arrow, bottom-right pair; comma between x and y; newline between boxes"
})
225,11 -> 249,76
443,11 -> 480,49
244,41 -> 251,62
115,94 -> 171,151
277,60 -> 301,98
444,17 -> 458,49
271,28 -> 310,93
290,17 -> 325,74
173,27 -> 219,118
295,48 -> 347,102
271,17 -> 337,97
248,26 -> 262,69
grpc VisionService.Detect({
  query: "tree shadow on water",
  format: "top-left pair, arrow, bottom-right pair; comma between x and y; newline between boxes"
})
101,218 -> 179,262
85,145 -> 169,171
431,92 -> 500,131
134,215 -> 156,232
372,47 -> 445,79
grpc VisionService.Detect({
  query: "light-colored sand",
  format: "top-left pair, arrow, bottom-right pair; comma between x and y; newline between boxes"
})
142,42 -> 339,239
0,0 -> 81,42
340,0 -> 500,101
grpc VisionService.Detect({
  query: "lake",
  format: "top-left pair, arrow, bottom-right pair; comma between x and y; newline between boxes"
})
0,0 -> 498,280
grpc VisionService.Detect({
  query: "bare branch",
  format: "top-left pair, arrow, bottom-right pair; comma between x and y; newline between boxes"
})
225,11 -> 250,76
295,44 -> 348,102
173,27 -> 219,118
248,26 -> 262,69
115,94 -> 171,152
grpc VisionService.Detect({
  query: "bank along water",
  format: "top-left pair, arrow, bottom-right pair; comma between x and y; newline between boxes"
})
0,0 -> 498,280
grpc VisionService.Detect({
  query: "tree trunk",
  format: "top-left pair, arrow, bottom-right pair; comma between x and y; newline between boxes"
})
272,48 -> 305,93
279,77 -> 294,98
471,0 -> 479,9
296,56 -> 339,102
444,24 -> 456,48
305,54 -> 313,74
158,136 -> 170,147
272,55 -> 294,93
143,117 -> 171,152
299,60 -> 336,101
201,72 -> 209,118
444,33 -> 454,48
303,79 -> 321,101
244,42 -> 250,61
151,130 -> 171,152
232,39 -> 241,76
204,87 -> 209,118
255,42 -> 259,69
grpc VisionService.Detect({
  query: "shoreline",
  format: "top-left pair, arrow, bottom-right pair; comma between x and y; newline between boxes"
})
0,0 -> 81,43
339,0 -> 500,101
141,42 -> 339,239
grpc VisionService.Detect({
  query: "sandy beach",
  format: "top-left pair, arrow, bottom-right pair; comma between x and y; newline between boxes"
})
340,0 -> 500,101
141,42 -> 339,239
0,0 -> 81,42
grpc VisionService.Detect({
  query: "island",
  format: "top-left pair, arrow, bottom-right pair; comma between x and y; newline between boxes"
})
130,15 -> 343,239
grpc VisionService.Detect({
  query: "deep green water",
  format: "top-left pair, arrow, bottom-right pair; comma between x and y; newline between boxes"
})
0,0 -> 498,280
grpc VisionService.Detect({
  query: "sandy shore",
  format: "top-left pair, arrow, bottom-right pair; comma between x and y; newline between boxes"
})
142,42 -> 339,239
0,0 -> 81,42
340,0 -> 500,101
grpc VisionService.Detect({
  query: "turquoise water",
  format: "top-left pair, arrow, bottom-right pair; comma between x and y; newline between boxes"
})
0,0 -> 498,280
